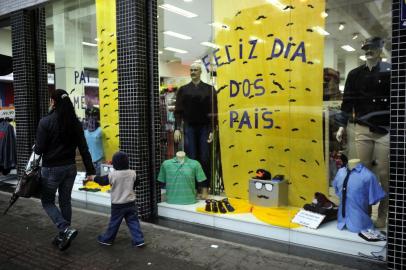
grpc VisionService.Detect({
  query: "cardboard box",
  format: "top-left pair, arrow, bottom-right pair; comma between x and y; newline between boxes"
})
249,179 -> 288,207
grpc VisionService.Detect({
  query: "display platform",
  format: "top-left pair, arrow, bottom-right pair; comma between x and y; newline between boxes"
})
157,200 -> 386,258
70,172 -> 386,258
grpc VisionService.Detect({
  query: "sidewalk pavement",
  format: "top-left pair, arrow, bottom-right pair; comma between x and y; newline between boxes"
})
0,191 -> 359,270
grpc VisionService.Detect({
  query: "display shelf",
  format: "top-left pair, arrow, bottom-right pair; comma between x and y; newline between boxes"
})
71,182 -> 111,207
157,201 -> 386,257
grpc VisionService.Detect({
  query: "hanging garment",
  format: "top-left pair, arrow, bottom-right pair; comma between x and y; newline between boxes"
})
0,120 -> 17,174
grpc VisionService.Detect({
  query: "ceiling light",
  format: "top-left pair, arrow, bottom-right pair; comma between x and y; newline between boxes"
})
313,26 -> 330,36
339,85 -> 344,92
209,22 -> 230,31
158,50 -> 163,54
267,0 -> 286,10
184,0 -> 193,2
359,55 -> 366,61
159,4 -> 198,18
382,58 -> 388,62
200,41 -> 220,49
341,45 -> 355,52
164,47 -> 188,54
321,11 -> 328,18
338,23 -> 345,31
352,33 -> 359,40
194,59 -> 202,63
163,31 -> 192,40
82,42 -> 97,47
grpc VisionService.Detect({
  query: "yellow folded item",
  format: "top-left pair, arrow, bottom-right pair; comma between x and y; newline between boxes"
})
84,181 -> 111,193
196,198 -> 252,214
252,206 -> 301,228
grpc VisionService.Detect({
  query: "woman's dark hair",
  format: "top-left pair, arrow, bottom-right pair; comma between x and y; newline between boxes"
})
51,89 -> 80,144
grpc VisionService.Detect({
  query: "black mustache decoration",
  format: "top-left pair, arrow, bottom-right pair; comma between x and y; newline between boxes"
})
258,195 -> 270,199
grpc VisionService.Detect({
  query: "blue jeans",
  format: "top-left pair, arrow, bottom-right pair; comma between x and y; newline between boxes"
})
40,164 -> 77,232
99,202 -> 144,246
184,123 -> 210,188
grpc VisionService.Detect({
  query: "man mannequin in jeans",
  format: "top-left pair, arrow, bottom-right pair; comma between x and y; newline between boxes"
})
173,63 -> 217,199
336,37 -> 390,228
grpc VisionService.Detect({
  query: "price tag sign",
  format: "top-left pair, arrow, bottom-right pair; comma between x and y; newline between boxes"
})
292,209 -> 326,229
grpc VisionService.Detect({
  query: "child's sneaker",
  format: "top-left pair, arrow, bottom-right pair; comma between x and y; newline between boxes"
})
97,235 -> 113,246
135,242 -> 146,248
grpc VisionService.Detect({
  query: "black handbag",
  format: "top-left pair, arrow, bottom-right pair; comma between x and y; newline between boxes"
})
15,152 -> 42,198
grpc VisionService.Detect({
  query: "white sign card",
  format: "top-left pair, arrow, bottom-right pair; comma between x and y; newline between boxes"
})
292,209 -> 326,229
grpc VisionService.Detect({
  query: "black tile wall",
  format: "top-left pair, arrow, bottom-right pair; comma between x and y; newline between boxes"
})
147,0 -> 162,216
388,1 -> 406,269
34,8 -> 49,118
0,0 -> 49,17
116,0 -> 161,220
11,8 -> 47,178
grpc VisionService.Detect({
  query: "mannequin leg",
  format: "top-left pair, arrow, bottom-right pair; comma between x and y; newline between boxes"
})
354,124 -> 375,216
354,124 -> 374,169
373,133 -> 389,228
184,124 -> 197,160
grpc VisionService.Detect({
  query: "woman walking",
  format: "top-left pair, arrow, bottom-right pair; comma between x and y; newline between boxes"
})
34,89 -> 95,251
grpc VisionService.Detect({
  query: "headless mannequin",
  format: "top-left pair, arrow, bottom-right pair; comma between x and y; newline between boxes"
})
336,38 -> 389,228
348,159 -> 361,170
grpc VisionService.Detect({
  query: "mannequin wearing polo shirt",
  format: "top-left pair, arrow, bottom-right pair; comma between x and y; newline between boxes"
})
336,37 -> 390,228
333,159 -> 386,233
157,151 -> 207,205
174,63 -> 218,199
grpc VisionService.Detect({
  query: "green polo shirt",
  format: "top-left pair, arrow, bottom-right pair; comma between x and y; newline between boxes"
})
158,157 -> 206,204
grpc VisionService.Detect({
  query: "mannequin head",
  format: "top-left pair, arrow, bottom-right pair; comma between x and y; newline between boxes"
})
190,63 -> 202,84
361,37 -> 384,63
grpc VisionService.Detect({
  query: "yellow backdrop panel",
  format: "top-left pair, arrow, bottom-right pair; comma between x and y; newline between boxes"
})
213,0 -> 327,207
95,0 -> 119,161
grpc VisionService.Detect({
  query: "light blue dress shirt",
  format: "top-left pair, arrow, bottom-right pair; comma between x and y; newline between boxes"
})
333,163 -> 386,233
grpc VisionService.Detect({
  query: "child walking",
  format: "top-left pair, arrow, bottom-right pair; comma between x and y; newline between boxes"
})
88,151 -> 145,247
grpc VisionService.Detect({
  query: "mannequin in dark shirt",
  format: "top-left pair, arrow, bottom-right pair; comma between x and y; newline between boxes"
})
336,37 -> 390,228
174,63 -> 217,199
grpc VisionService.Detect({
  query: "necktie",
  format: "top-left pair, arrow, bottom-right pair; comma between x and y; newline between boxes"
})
341,169 -> 352,218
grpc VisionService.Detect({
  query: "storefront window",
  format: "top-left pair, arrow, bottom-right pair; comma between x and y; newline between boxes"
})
0,22 -> 17,182
45,0 -> 119,205
157,0 -> 390,258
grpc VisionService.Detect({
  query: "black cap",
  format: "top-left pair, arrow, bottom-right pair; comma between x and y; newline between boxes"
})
361,37 -> 384,50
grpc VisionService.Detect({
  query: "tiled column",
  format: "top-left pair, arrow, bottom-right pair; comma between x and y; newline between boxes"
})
11,8 -> 48,178
388,0 -> 406,269
116,0 -> 161,219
